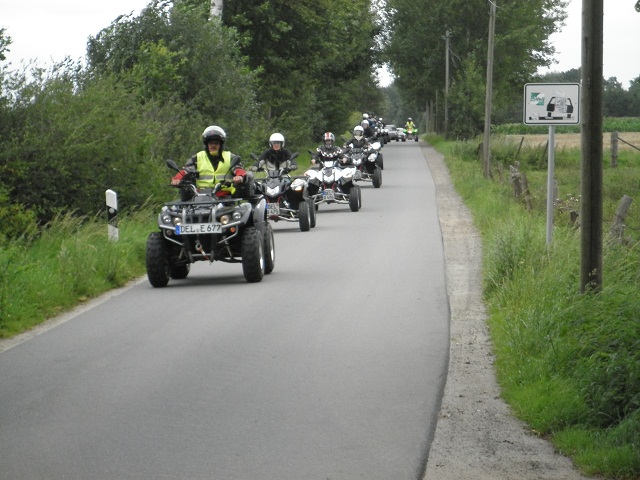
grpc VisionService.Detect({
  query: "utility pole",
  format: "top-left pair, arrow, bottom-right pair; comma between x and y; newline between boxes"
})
482,0 -> 496,179
580,0 -> 604,292
444,31 -> 450,139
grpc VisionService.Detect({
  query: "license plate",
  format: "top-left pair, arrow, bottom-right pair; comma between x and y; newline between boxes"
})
176,223 -> 222,235
323,189 -> 335,201
267,203 -> 280,216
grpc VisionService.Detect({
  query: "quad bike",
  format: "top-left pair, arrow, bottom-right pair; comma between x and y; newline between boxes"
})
251,153 -> 316,232
305,150 -> 361,212
345,143 -> 382,188
404,126 -> 419,142
145,160 -> 274,287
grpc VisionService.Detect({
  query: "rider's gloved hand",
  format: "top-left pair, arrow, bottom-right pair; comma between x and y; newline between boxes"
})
171,170 -> 186,185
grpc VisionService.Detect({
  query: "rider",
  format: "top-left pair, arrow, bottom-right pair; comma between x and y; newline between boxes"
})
311,132 -> 348,167
254,133 -> 297,171
171,125 -> 249,199
344,125 -> 370,151
404,117 -> 416,130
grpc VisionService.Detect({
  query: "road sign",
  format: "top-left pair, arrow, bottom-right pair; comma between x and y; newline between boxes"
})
523,83 -> 580,125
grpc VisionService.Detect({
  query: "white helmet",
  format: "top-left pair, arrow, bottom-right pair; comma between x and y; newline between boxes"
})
202,125 -> 226,147
362,113 -> 369,119
354,125 -> 364,139
269,132 -> 285,147
360,120 -> 369,129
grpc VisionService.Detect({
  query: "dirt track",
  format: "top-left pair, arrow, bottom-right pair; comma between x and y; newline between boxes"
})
421,142 -> 593,480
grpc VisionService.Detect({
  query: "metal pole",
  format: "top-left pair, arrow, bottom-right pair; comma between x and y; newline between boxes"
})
546,125 -> 555,245
580,0 -> 604,292
482,0 -> 496,178
444,30 -> 450,139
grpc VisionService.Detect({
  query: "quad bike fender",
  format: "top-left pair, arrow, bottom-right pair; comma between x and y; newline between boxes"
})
252,197 -> 268,227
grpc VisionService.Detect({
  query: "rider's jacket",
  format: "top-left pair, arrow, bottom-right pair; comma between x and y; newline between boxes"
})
405,121 -> 415,130
257,148 -> 296,170
187,150 -> 243,188
344,137 -> 370,150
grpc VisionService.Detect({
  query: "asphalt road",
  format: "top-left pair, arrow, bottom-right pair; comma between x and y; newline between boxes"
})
0,141 -> 449,480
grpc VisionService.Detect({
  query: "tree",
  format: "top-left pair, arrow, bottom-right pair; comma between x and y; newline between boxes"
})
385,0 -> 568,136
86,0 -> 264,151
221,0 -> 382,141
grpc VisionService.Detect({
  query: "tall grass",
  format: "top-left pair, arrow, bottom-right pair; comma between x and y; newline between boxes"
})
430,134 -> 640,479
0,207 -> 155,337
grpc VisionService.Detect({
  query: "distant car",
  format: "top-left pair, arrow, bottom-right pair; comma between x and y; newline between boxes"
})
386,125 -> 397,140
396,128 -> 406,142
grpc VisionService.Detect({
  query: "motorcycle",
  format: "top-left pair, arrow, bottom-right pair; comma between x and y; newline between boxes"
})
345,143 -> 382,188
404,126 -> 419,142
251,153 -> 316,232
305,149 -> 361,212
145,160 -> 274,287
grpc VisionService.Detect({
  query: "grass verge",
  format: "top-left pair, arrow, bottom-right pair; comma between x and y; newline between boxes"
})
428,133 -> 640,479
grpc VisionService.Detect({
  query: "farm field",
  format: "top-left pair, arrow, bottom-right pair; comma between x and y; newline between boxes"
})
505,132 -> 640,151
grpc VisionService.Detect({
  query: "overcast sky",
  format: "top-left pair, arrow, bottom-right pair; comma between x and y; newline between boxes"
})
2,0 -> 639,88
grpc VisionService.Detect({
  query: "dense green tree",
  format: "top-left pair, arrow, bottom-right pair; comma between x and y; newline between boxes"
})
221,0 -> 382,142
87,0 -> 265,152
385,0 -> 568,137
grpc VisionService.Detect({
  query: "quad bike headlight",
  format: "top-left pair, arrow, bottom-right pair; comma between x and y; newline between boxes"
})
266,186 -> 280,196
219,214 -> 230,225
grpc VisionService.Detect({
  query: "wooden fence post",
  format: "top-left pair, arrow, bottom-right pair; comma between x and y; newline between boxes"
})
611,131 -> 619,167
610,194 -> 633,239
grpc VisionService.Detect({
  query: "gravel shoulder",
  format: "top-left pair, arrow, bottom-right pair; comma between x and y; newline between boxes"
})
421,143 -> 592,480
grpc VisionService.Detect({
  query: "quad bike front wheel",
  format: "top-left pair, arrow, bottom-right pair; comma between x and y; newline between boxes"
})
242,227 -> 265,283
298,200 -> 311,232
349,185 -> 361,212
308,199 -> 317,228
146,232 -> 170,287
372,168 -> 382,188
263,222 -> 275,274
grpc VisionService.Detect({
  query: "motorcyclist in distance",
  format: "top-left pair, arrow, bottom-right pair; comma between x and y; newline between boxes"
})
253,133 -> 297,171
171,125 -> 249,200
405,117 -> 416,130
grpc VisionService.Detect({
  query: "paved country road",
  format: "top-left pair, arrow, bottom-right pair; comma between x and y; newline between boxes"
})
1,142 -> 450,479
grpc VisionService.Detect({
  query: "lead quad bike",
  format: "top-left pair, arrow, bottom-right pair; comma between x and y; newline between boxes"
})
251,152 -> 316,232
305,149 -> 361,212
145,160 -> 274,287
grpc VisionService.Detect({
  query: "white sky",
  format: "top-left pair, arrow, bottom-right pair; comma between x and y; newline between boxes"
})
1,0 -> 151,66
2,0 -> 639,88
538,0 -> 640,88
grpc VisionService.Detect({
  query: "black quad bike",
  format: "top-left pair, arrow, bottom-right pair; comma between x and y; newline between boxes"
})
145,160 -> 274,287
251,153 -> 317,232
346,143 -> 382,188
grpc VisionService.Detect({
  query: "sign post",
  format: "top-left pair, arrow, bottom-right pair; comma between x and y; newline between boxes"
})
106,189 -> 118,242
523,83 -> 580,245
